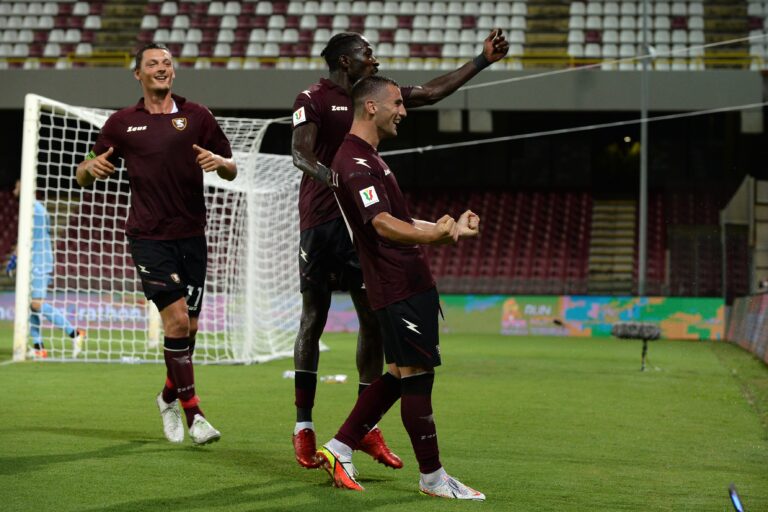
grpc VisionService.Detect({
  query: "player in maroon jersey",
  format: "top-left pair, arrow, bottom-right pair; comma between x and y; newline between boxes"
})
316,75 -> 483,499
75,43 -> 237,446
290,30 -> 508,470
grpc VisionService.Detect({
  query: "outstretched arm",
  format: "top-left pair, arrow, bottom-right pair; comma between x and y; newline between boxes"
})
372,212 -> 458,245
291,123 -> 332,186
405,28 -> 510,108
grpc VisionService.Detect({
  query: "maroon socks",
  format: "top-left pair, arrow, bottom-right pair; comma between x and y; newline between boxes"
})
401,372 -> 441,474
334,372 -> 401,449
163,336 -> 203,427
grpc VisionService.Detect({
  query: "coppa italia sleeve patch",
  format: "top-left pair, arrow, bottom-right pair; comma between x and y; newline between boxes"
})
292,106 -> 306,126
359,186 -> 379,207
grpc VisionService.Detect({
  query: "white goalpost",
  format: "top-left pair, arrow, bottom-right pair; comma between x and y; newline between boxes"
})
13,93 -> 303,364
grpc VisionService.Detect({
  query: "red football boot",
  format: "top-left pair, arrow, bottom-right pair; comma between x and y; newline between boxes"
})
293,428 -> 322,468
358,427 -> 403,469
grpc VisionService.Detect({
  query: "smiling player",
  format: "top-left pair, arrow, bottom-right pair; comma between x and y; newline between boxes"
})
290,29 -> 509,471
75,43 -> 236,446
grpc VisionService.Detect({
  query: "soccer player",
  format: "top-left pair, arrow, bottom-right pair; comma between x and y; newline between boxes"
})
291,29 -> 508,469
75,43 -> 236,445
318,75 -> 483,499
7,179 -> 86,359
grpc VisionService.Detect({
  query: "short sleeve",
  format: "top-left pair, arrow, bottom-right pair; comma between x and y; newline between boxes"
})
92,114 -> 123,163
200,107 -> 232,158
342,169 -> 391,225
292,90 -> 322,130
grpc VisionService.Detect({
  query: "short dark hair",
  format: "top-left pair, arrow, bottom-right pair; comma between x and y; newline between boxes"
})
351,75 -> 400,113
134,43 -> 171,71
321,32 -> 365,71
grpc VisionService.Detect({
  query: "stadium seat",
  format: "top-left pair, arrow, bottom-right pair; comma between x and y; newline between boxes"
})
671,2 -> 687,16
603,30 -> 619,44
604,15 -> 619,30
653,2 -> 670,16
224,1 -> 241,16
655,29 -> 670,44
64,28 -> 80,43
172,15 -> 189,30
160,2 -> 178,17
620,16 -> 636,30
83,16 -> 100,30
72,2 -> 89,16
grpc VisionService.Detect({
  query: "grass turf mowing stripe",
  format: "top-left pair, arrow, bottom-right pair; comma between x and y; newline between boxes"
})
0,326 -> 766,511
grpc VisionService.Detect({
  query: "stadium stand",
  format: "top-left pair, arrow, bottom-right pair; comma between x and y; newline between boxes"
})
0,181 -> 747,298
0,0 -> 756,69
406,189 -> 592,294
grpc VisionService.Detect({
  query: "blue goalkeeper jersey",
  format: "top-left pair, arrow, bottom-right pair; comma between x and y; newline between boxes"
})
32,200 -> 53,274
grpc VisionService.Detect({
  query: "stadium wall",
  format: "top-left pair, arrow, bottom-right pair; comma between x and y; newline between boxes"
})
0,293 -> 721,340
0,69 -> 760,111
726,294 -> 768,363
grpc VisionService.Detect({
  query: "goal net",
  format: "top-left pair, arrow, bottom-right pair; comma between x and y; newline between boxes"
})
13,93 -> 301,364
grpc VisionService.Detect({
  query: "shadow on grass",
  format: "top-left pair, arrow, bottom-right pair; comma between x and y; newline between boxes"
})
0,437 -> 156,476
78,480 -> 424,512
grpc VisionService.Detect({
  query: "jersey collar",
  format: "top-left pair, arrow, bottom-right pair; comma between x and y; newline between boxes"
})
133,93 -> 187,113
320,78 -> 350,97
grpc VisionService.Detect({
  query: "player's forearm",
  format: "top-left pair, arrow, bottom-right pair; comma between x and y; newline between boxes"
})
216,158 -> 237,181
75,161 -> 96,187
292,149 -> 331,184
373,213 -> 447,245
406,62 -> 480,108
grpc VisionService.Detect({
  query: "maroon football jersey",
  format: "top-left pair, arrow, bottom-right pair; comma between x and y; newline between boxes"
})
292,79 -> 412,232
331,134 -> 434,310
92,94 -> 232,240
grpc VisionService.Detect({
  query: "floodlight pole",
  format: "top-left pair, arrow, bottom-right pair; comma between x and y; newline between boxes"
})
638,0 -> 650,297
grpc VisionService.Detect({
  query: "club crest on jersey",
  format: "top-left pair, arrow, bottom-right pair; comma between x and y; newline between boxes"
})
293,106 -> 306,126
170,273 -> 181,284
171,117 -> 187,131
359,186 -> 379,207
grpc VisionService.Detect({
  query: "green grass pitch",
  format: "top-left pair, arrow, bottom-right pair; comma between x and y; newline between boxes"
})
1,322 -> 767,511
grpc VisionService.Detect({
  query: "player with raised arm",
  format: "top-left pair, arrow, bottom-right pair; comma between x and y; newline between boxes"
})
75,43 -> 236,445
317,75 -> 483,499
291,29 -> 508,470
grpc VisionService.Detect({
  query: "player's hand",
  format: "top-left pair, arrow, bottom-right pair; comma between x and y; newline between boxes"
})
5,254 -> 16,278
483,28 -> 509,63
87,147 -> 116,180
193,144 -> 226,173
433,214 -> 459,244
315,162 -> 333,187
458,210 -> 480,238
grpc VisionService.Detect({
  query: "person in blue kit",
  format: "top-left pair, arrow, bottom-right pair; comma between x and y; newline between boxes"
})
7,179 -> 85,358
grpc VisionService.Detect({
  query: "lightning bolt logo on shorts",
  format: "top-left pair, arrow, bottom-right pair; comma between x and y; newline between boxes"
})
403,318 -> 421,335
300,246 -> 308,262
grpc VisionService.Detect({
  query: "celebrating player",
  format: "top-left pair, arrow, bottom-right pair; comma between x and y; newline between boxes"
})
291,29 -> 508,469
75,43 -> 236,445
7,179 -> 86,359
317,75 -> 483,499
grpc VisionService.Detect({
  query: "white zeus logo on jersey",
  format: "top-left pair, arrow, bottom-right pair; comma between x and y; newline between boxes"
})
127,126 -> 147,132
403,318 -> 421,335
354,158 -> 370,168
331,105 -> 348,111
292,106 -> 306,127
384,169 -> 391,176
